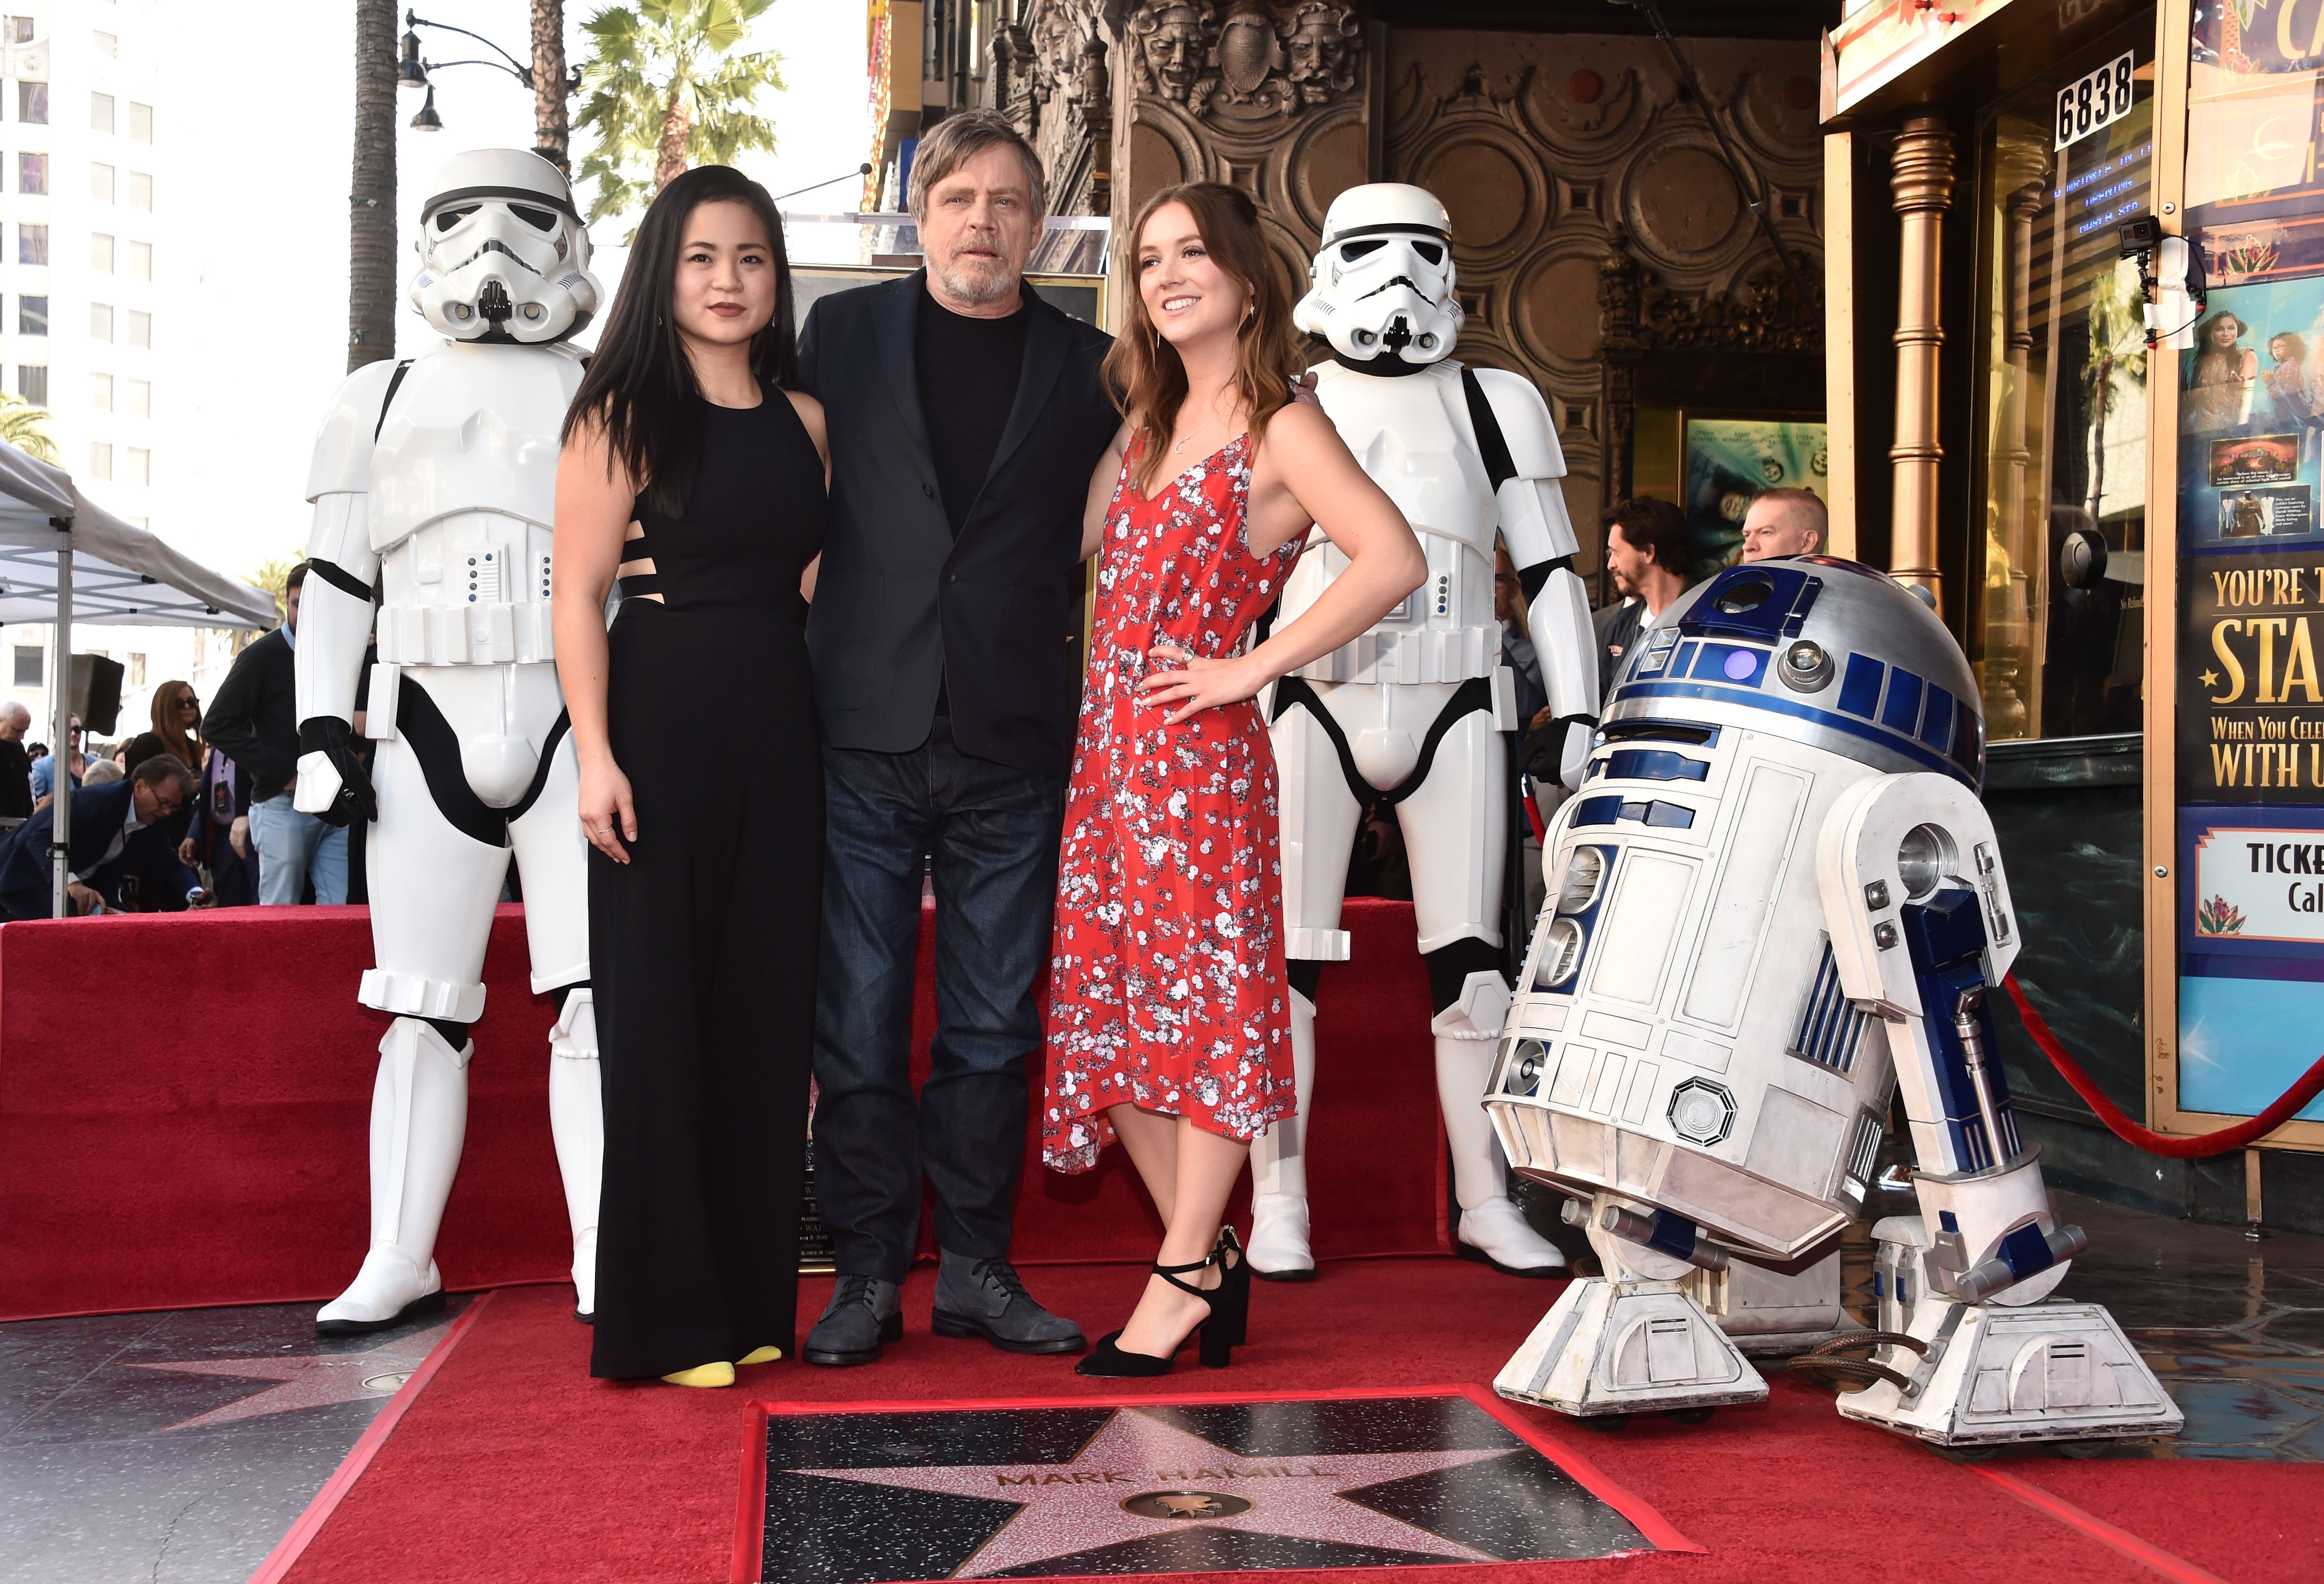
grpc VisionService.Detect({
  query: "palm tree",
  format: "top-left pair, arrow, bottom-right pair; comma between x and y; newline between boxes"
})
0,392 -> 57,463
573,0 -> 783,223
349,0 -> 398,372
533,0 -> 571,172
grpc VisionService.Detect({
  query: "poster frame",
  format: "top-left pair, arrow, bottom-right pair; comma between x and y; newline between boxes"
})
2143,0 -> 2324,1151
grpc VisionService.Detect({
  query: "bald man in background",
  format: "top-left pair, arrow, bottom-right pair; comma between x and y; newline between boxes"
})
0,702 -> 31,821
1739,487 -> 1828,563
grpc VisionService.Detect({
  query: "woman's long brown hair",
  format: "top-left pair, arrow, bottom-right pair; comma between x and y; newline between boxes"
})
148,680 -> 203,769
1103,182 -> 1302,494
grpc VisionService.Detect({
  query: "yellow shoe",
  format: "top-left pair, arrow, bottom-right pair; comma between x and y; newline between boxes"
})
738,1346 -> 783,1365
660,1360 -> 735,1388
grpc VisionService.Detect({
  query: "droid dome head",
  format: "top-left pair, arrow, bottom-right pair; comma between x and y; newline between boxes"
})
1608,556 -> 1987,789
1293,182 -> 1463,371
409,149 -> 600,345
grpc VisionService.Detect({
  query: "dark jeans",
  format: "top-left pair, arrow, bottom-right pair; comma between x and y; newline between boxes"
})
813,716 -> 1066,1283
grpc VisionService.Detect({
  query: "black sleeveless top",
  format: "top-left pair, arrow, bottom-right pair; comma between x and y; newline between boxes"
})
620,385 -> 826,614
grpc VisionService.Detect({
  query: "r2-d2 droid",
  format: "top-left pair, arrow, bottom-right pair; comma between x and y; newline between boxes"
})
294,150 -> 604,1333
1247,183 -> 1600,1280
1484,559 -> 2180,1445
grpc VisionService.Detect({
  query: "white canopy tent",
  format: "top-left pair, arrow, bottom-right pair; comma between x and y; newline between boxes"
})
0,441 -> 276,916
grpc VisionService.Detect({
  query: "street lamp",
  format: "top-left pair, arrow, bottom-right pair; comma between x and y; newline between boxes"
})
397,8 -> 580,133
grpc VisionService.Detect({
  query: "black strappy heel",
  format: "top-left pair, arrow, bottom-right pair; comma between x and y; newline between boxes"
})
1212,1226 -> 1251,1350
1075,1252 -> 1234,1377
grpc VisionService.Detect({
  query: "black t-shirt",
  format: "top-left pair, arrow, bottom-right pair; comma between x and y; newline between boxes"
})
915,288 -> 1029,537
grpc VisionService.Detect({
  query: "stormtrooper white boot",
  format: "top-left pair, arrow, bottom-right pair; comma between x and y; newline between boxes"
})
547,989 -> 603,1321
1248,985 -> 1320,1280
317,1018 -> 471,1334
1436,972 -> 1565,1278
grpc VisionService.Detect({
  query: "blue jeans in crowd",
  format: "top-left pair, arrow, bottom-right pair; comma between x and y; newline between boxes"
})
811,716 -> 1066,1284
249,793 -> 349,906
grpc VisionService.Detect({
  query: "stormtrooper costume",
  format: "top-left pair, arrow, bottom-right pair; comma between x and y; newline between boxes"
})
295,150 -> 604,1333
1249,184 -> 1600,1279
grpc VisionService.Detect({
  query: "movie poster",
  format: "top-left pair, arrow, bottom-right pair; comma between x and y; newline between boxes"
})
2175,269 -> 2324,1122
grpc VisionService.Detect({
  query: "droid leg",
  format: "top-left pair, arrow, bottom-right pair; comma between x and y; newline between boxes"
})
317,730 -> 509,1334
1688,1245 -> 1858,1358
1400,709 -> 1563,1275
1814,773 -> 2180,1445
509,727 -> 599,1318
1494,1190 -> 1765,1417
1249,701 -> 1361,1278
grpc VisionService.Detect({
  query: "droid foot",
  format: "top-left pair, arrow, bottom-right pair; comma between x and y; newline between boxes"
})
1456,1197 -> 1566,1277
1248,1193 -> 1316,1281
1495,1276 -> 1767,1417
1833,1300 -> 2182,1446
316,1247 -> 446,1336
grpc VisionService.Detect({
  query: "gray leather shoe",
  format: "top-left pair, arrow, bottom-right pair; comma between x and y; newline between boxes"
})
804,1273 -> 903,1367
931,1251 -> 1086,1355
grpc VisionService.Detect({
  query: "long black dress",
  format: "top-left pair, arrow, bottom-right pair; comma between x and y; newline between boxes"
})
590,385 -> 827,1379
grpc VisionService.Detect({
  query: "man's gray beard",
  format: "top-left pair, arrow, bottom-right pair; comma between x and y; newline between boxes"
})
931,251 -> 1019,307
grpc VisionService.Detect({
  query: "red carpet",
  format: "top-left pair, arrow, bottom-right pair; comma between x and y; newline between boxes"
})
0,900 -> 1445,1321
259,1261 -> 2324,1584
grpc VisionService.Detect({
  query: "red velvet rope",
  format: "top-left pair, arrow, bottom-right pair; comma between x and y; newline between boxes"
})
2001,972 -> 2324,1158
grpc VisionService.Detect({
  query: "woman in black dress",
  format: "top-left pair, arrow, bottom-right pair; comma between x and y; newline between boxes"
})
553,166 -> 829,1386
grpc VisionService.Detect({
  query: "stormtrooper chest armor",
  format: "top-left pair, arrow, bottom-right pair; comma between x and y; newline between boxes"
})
1286,361 -> 1502,687
366,340 -> 585,669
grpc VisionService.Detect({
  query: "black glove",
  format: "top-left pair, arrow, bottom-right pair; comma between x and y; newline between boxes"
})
1520,714 -> 1595,790
297,717 -> 378,828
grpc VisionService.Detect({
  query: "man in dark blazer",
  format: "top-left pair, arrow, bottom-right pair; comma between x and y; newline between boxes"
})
793,111 -> 1121,1366
0,756 -> 204,919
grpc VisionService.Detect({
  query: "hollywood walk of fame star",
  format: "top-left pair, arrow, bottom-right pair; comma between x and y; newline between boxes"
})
787,1407 -> 1520,1577
120,1322 -> 448,1432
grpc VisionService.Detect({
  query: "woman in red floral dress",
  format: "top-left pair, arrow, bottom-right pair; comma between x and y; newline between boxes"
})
1044,184 -> 1425,1375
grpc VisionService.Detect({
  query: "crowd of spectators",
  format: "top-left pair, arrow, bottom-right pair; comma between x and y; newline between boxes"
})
0,562 -> 369,919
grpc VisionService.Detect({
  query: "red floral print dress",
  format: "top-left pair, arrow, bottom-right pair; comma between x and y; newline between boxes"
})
1042,432 -> 1303,1173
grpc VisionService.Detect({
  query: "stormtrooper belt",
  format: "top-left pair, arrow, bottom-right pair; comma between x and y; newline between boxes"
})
1268,674 -> 1494,808
390,675 -> 571,848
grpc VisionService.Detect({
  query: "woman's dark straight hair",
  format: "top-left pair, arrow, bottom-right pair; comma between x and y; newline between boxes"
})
563,164 -> 799,520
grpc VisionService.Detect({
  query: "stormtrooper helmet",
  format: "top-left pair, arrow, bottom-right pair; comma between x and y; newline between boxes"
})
409,149 -> 600,344
1293,182 -> 1463,370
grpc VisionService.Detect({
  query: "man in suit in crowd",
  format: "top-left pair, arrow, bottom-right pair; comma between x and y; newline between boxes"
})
0,701 -> 32,821
0,756 -> 205,919
791,111 -> 1121,1366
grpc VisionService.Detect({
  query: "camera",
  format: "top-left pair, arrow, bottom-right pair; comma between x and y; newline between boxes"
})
2118,216 -> 2162,259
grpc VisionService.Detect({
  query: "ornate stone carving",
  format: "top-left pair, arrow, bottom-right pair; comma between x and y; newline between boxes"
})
1283,0 -> 1360,106
1125,0 -> 1361,126
1597,228 -> 1821,357
992,22 -> 1039,138
991,0 -> 1111,217
1129,0 -> 1210,105
1113,0 -> 1373,272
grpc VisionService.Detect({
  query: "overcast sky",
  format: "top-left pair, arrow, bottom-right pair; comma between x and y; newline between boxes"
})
156,0 -> 871,579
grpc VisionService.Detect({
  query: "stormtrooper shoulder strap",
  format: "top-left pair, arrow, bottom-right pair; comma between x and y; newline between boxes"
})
375,359 -> 415,441
1459,367 -> 1519,494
